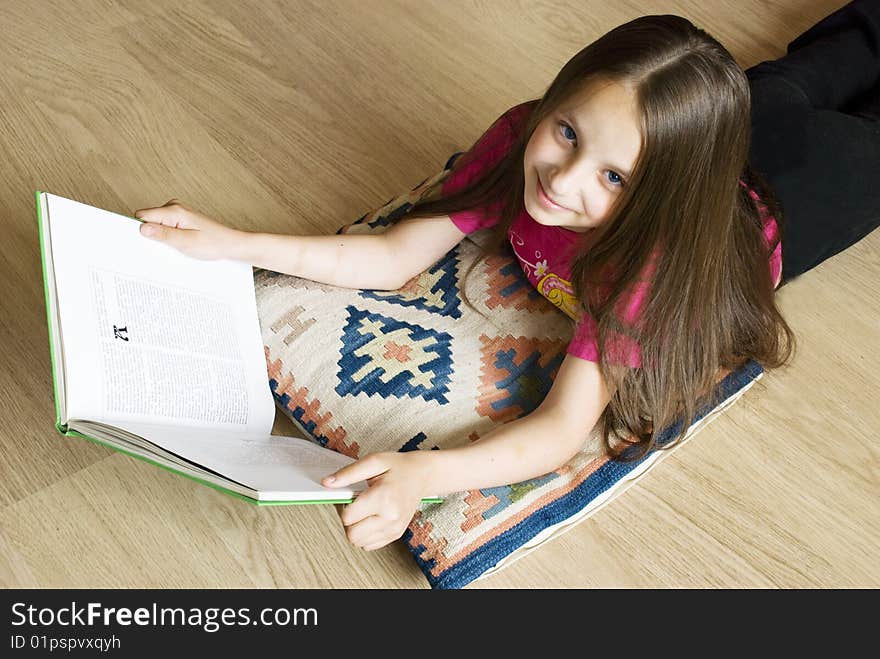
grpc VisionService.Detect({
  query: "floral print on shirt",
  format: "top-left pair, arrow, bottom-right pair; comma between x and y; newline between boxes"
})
508,229 -> 580,321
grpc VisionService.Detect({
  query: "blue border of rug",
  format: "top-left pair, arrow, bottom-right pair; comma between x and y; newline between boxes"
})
405,358 -> 764,589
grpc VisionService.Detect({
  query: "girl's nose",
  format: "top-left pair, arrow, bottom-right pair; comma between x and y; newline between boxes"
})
547,163 -> 589,209
547,165 -> 578,198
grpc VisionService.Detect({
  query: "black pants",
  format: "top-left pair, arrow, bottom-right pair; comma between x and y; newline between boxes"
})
746,0 -> 880,285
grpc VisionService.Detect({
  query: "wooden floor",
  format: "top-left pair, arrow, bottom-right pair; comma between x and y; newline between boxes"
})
2,0 -> 877,588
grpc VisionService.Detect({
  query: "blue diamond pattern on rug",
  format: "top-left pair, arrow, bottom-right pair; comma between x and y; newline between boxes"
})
336,305 -> 454,404
360,248 -> 463,318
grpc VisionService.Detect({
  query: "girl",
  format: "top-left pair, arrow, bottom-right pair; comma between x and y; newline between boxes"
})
135,4 -> 880,552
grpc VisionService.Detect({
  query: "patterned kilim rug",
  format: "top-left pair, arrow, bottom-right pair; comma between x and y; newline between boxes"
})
254,154 -> 765,589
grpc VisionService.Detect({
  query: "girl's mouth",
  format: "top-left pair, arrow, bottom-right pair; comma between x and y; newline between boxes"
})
537,178 -> 570,212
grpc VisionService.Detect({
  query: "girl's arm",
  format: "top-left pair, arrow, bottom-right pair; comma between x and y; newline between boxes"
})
242,214 -> 467,290
424,353 -> 613,494
134,199 -> 466,291
324,353 -> 614,550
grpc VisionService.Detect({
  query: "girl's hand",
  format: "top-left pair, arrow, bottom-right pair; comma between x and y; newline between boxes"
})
322,451 -> 432,551
134,198 -> 242,260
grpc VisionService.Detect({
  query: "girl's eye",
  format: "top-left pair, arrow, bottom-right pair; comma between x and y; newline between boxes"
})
559,122 -> 576,143
606,170 -> 624,187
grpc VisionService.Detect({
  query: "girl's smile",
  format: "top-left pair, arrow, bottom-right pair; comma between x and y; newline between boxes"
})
536,176 -> 573,211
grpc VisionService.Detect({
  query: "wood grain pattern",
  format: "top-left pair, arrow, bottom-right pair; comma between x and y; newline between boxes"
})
1,0 -> 876,588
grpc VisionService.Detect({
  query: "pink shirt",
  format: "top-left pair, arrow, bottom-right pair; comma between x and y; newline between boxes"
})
443,101 -> 783,368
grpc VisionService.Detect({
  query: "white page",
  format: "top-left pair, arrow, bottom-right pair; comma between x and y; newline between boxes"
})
114,422 -> 366,501
45,192 -> 275,436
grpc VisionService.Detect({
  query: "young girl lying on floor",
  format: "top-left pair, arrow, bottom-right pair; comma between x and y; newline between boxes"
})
136,2 -> 880,551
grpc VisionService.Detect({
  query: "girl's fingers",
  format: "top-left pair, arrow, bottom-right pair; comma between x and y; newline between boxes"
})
133,207 -> 156,221
139,221 -> 169,240
134,207 -> 178,226
334,500 -> 403,550
322,455 -> 388,488
138,221 -> 193,249
338,493 -> 378,527
133,200 -> 188,226
351,520 -> 403,551
343,515 -> 393,549
362,540 -> 392,552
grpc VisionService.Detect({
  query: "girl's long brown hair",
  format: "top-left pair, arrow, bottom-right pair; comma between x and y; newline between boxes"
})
402,15 -> 795,461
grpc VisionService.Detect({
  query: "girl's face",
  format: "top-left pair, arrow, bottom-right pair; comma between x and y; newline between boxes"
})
523,79 -> 642,233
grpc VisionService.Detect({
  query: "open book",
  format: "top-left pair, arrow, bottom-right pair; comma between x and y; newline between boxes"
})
37,191 -> 440,505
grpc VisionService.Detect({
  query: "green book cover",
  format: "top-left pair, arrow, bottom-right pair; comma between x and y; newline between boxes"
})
36,190 -> 442,507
